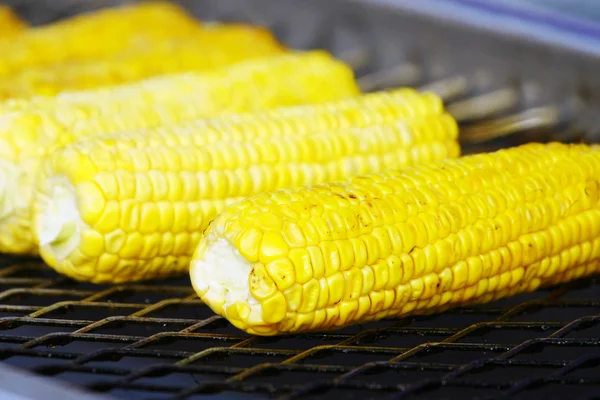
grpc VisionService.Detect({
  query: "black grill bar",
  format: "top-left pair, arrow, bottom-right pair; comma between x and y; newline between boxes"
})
0,256 -> 597,399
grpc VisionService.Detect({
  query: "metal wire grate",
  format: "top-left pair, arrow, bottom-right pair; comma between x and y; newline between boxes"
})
0,0 -> 599,399
0,258 -> 599,399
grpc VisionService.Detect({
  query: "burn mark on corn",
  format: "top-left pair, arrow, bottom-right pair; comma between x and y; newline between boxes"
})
249,269 -> 259,290
357,214 -> 369,229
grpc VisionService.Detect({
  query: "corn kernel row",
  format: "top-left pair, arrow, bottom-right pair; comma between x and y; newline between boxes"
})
0,2 -> 203,77
0,23 -> 285,99
190,142 -> 600,335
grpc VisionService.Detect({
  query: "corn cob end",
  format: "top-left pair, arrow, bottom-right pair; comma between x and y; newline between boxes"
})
36,178 -> 79,258
0,112 -> 63,255
32,153 -> 194,284
34,176 -> 89,281
191,235 -> 269,335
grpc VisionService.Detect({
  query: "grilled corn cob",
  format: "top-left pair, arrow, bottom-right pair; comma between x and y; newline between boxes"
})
31,90 -> 459,283
0,24 -> 285,99
0,5 -> 28,37
189,142 -> 600,335
0,1 -> 202,77
0,50 -> 360,255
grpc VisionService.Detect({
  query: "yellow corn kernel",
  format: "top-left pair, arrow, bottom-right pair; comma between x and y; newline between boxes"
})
32,90 -> 457,283
2,50 -> 362,255
0,24 -> 285,99
0,1 -> 202,77
190,142 -> 600,335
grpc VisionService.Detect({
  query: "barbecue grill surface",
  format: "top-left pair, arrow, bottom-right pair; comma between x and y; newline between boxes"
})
0,0 -> 600,399
1,257 -> 600,400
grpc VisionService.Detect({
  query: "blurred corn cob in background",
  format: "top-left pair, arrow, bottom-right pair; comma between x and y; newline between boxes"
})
31,89 -> 459,283
0,51 -> 360,255
189,142 -> 600,335
0,1 -> 204,77
0,4 -> 28,37
0,23 -> 285,99
0,51 -> 357,115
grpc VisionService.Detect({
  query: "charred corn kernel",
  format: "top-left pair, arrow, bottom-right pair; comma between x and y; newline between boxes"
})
1,50 -> 362,255
0,1 -> 202,77
0,5 -> 28,37
191,142 -> 600,335
0,24 -> 285,99
32,90 -> 458,283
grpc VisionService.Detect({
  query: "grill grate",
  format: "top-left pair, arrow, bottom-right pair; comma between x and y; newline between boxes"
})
0,258 -> 599,399
0,0 -> 600,398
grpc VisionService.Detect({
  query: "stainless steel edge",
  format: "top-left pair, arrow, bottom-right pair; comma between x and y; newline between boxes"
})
0,363 -> 115,400
363,0 -> 600,58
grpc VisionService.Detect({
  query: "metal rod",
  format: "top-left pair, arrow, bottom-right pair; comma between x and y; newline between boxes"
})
419,75 -> 471,102
460,106 -> 561,143
446,87 -> 520,122
338,48 -> 372,71
357,63 -> 422,92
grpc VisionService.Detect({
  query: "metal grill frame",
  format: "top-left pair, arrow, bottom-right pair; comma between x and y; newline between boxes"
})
0,0 -> 599,399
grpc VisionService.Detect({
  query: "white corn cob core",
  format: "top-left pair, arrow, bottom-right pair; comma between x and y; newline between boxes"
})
36,178 -> 84,262
190,238 -> 263,321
